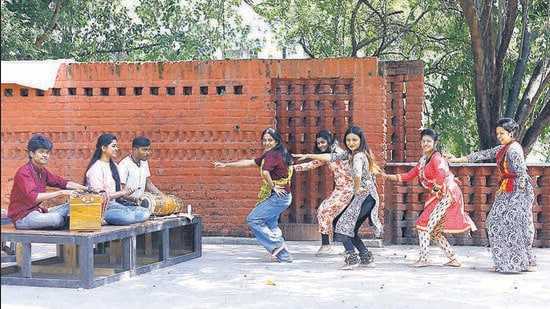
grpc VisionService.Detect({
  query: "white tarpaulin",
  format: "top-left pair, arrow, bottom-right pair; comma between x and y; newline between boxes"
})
1,59 -> 74,91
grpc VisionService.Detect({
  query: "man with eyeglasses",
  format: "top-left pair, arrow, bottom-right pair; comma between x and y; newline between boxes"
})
7,134 -> 89,229
118,136 -> 165,206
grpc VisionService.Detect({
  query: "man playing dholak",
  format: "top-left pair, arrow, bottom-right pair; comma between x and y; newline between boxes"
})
118,136 -> 165,207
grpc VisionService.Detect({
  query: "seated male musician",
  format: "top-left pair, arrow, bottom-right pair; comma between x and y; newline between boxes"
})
8,134 -> 89,229
118,136 -> 165,208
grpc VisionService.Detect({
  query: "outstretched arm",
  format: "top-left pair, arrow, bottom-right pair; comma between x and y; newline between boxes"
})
292,153 -> 331,162
211,159 -> 257,168
381,173 -> 399,182
446,153 -> 469,163
145,178 -> 164,195
66,181 -> 90,192
35,190 -> 76,203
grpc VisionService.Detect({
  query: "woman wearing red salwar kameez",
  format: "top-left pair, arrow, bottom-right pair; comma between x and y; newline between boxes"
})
384,129 -> 476,267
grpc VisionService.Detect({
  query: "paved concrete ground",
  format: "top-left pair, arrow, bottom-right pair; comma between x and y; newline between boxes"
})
1,238 -> 549,309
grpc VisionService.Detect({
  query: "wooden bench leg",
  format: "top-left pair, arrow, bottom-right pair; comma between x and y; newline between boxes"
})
16,243 -> 32,278
79,239 -> 94,289
160,229 -> 169,260
144,233 -> 153,256
65,244 -> 78,268
109,240 -> 122,263
122,236 -> 136,272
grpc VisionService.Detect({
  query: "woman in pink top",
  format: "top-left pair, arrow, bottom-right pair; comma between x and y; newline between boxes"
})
383,129 -> 476,267
83,134 -> 150,225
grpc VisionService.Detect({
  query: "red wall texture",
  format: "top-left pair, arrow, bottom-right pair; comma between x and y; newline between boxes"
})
1,58 -> 548,247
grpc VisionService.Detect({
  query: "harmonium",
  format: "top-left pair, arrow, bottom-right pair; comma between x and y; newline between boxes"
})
69,192 -> 108,232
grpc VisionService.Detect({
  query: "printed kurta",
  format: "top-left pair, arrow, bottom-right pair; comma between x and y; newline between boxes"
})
332,151 -> 383,238
467,141 -> 536,272
399,152 -> 475,234
293,145 -> 354,235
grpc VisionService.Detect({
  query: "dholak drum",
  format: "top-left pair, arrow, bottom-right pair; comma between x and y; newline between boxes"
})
172,195 -> 185,214
140,193 -> 184,217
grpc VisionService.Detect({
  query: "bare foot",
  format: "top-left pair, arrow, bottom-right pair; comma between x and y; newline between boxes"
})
410,260 -> 430,268
315,245 -> 333,256
443,259 -> 461,267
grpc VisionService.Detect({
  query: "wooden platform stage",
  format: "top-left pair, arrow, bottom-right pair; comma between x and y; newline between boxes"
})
1,215 -> 202,289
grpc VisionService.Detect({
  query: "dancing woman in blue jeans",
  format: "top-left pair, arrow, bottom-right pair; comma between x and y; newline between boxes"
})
212,128 -> 294,263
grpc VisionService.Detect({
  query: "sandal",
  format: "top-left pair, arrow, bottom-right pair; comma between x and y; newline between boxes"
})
410,260 -> 430,268
443,259 -> 461,267
487,267 -> 496,272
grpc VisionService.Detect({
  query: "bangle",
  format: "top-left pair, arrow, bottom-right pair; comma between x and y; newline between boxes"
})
270,184 -> 275,189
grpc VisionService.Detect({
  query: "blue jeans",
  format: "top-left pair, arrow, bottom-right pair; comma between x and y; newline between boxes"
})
247,193 -> 293,262
103,200 -> 150,225
15,203 -> 69,230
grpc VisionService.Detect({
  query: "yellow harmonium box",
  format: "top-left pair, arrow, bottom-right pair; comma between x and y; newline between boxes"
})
70,193 -> 103,232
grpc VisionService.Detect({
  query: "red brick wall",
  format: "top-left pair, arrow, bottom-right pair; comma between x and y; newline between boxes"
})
1,59 -> 408,238
3,59 -> 547,247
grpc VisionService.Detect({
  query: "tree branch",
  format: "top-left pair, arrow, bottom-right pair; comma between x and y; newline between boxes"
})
34,0 -> 66,49
506,1 -> 531,118
516,59 -> 549,138
460,0 -> 493,149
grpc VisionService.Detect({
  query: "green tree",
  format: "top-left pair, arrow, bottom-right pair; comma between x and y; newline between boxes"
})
248,0 -> 429,59
247,0 -> 549,160
1,0 -> 260,61
458,0 -> 549,157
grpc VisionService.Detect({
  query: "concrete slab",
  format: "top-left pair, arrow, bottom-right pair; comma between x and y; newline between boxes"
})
1,238 -> 549,309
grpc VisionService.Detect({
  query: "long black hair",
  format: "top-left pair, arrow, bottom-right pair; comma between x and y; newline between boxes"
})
261,127 -> 293,165
343,126 -> 378,174
420,128 -> 441,163
83,133 -> 122,192
313,130 -> 336,154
